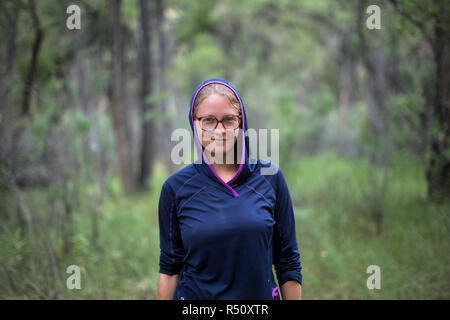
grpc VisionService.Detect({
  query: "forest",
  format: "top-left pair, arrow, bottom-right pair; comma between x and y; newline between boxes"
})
0,0 -> 449,299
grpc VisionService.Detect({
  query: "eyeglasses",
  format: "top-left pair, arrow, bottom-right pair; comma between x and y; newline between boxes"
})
195,115 -> 242,131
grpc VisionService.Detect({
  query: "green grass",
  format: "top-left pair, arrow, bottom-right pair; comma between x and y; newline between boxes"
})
0,154 -> 449,299
287,153 -> 450,299
0,161 -> 169,299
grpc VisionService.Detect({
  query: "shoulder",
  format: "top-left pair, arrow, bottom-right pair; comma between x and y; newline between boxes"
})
251,158 -> 288,195
161,164 -> 200,197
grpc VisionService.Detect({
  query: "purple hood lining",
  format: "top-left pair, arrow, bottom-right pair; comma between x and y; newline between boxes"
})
189,78 -> 248,197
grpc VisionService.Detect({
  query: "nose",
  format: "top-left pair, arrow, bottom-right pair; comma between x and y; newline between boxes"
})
213,121 -> 228,141
215,121 -> 226,133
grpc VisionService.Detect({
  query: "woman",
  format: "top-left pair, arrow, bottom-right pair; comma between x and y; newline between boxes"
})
157,78 -> 302,300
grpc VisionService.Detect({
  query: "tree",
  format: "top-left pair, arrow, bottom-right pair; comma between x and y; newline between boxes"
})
137,0 -> 156,190
390,0 -> 450,201
357,0 -> 392,167
108,0 -> 134,194
21,0 -> 43,117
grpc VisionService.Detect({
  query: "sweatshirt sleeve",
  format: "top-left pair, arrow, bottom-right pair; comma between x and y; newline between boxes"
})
158,181 -> 185,275
272,168 -> 303,287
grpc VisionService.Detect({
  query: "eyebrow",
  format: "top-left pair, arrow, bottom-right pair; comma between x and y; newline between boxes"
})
196,114 -> 240,118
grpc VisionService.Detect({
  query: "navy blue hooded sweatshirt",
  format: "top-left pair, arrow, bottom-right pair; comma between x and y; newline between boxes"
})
158,78 -> 302,300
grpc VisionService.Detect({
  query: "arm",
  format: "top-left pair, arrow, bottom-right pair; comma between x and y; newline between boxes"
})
272,167 -> 303,300
157,273 -> 180,300
157,181 -> 185,300
280,280 -> 302,300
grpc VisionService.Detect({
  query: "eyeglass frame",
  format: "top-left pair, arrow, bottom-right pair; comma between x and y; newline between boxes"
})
195,114 -> 242,131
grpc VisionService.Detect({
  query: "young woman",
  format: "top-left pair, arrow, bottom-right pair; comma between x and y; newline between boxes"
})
157,78 -> 302,300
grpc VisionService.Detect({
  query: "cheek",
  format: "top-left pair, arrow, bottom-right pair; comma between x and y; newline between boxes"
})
202,136 -> 213,148
226,131 -> 239,148
195,125 -> 212,146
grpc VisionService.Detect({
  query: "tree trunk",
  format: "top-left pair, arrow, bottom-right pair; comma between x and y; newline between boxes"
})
21,0 -> 43,117
388,0 -> 450,200
426,22 -> 450,201
0,1 -> 19,114
337,28 -> 358,156
155,0 -> 176,172
357,0 -> 392,166
137,0 -> 156,190
108,0 -> 134,194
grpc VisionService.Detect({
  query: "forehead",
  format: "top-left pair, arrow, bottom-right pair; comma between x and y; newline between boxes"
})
196,94 -> 238,116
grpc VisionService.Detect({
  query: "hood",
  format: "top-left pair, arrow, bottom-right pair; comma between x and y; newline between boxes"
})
189,78 -> 257,197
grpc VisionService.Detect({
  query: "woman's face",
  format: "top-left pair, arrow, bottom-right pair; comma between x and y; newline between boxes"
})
194,94 -> 240,162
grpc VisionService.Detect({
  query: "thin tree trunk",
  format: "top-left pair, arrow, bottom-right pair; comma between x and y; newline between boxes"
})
0,1 -> 19,114
137,0 -> 155,189
357,0 -> 392,167
21,0 -> 43,117
108,0 -> 134,194
356,1 -> 392,235
0,2 -> 20,187
337,28 -> 358,156
155,0 -> 176,172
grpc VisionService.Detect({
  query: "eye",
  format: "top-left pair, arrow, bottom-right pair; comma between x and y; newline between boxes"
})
223,116 -> 239,126
203,117 -> 215,123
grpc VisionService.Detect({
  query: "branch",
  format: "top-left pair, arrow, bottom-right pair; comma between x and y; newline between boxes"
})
388,0 -> 434,49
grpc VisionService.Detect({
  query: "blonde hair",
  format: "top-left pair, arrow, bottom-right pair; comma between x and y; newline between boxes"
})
193,83 -> 241,119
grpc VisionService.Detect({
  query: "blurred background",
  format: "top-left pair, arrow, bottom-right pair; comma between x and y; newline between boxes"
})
0,0 -> 449,299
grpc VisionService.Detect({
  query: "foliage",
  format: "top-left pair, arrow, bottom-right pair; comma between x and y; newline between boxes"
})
0,0 -> 448,299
